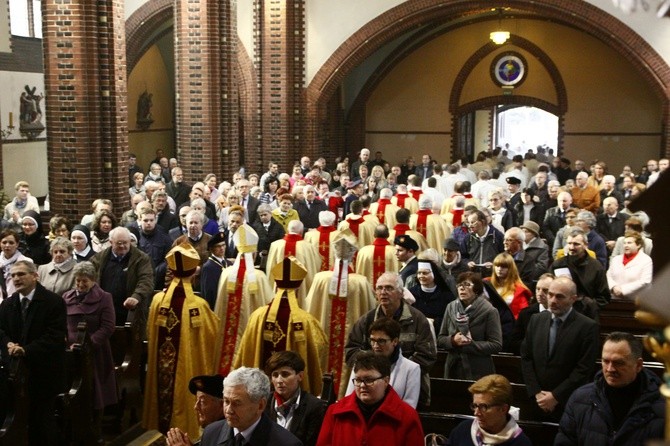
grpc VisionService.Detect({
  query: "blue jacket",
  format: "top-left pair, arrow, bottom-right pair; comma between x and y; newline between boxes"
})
555,368 -> 665,446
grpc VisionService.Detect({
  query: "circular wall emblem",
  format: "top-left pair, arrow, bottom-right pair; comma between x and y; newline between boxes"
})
491,53 -> 527,87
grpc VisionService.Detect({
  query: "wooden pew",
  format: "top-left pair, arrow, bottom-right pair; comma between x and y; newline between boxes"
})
428,378 -> 537,421
107,311 -> 144,434
420,412 -> 559,445
599,299 -> 656,336
57,321 -> 97,445
0,356 -> 29,445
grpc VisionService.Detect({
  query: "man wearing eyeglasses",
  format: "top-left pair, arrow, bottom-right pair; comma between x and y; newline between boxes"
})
316,352 -> 424,445
344,272 -> 436,408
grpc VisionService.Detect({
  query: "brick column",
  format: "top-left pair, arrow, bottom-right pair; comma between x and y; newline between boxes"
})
42,0 -> 128,219
174,0 -> 238,183
255,0 -> 306,172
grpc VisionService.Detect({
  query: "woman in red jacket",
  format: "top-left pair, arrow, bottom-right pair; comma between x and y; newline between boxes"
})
488,252 -> 531,319
316,352 -> 424,446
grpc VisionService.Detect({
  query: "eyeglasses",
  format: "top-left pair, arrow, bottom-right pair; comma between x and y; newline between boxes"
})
375,285 -> 396,292
457,282 -> 474,288
351,376 -> 383,387
369,337 -> 391,346
470,403 -> 501,412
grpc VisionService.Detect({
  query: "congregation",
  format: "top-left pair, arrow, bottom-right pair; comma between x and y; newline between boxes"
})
0,145 -> 666,445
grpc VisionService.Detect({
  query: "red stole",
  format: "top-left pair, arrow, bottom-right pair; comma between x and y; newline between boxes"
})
372,238 -> 390,286
346,217 -> 363,237
283,233 -> 302,257
218,261 -> 246,376
316,226 -> 336,271
362,210 -> 371,218
416,209 -> 431,237
394,223 -> 411,236
376,198 -> 391,222
451,208 -> 464,227
396,193 -> 408,207
327,264 -> 355,394
409,189 -> 422,201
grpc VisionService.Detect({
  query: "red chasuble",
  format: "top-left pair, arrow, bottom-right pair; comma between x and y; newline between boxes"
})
316,226 -> 336,271
416,209 -> 431,237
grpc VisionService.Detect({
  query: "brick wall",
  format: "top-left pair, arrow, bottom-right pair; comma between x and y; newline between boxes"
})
255,0 -> 306,174
42,0 -> 129,220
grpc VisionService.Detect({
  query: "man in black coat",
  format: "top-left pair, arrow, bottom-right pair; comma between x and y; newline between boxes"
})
394,235 -> 419,285
0,260 -> 66,446
521,276 -> 599,422
508,273 -> 554,355
153,191 -> 179,233
252,204 -> 285,270
237,179 -> 260,224
166,167 -> 192,208
264,351 -> 327,446
294,185 -> 329,231
596,196 -> 629,253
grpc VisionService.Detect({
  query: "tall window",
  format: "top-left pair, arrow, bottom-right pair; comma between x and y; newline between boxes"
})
9,0 -> 42,38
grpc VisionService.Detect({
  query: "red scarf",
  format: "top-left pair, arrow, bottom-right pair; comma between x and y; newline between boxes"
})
372,238 -> 390,286
623,251 -> 639,266
395,193 -> 408,207
375,198 -> 391,222
316,226 -> 336,271
416,209 -> 431,237
394,223 -> 411,236
346,217 -> 362,237
283,233 -> 302,257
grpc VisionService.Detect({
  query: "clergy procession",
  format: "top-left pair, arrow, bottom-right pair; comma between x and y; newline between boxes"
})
0,147 -> 667,446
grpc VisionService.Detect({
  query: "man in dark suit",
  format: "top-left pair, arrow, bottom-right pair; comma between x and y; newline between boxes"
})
542,191 -> 575,249
224,208 -> 245,261
264,351 -> 327,446
521,276 -> 599,422
0,260 -> 66,446
199,367 -> 302,446
596,196 -> 629,253
200,233 -> 231,310
508,273 -> 554,354
394,235 -> 419,285
252,204 -> 285,269
237,179 -> 260,224
294,185 -> 329,231
166,167 -> 192,208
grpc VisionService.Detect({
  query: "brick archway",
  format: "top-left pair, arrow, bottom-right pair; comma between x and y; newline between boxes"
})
306,0 -> 670,155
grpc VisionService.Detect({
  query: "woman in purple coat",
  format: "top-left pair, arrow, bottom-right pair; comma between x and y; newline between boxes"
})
62,261 -> 118,441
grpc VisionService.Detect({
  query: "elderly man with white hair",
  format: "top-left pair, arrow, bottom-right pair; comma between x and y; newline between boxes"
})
196,368 -> 302,446
304,210 -> 340,271
265,219 -> 321,302
368,188 -> 400,228
571,171 -> 600,213
90,226 -> 154,324
599,174 -> 624,209
409,196 -> 449,253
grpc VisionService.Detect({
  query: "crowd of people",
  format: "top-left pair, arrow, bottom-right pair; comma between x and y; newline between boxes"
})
0,145 -> 666,445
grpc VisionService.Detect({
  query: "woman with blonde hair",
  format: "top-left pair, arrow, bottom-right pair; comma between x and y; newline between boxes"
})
448,374 -> 532,445
488,252 -> 531,319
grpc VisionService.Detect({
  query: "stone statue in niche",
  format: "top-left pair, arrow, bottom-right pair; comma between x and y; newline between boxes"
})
19,85 -> 45,140
136,90 -> 154,130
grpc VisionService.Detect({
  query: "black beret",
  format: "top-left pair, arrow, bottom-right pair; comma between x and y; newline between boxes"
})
207,232 -> 226,249
393,235 -> 418,251
188,374 -> 224,398
506,176 -> 521,185
443,238 -> 460,251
